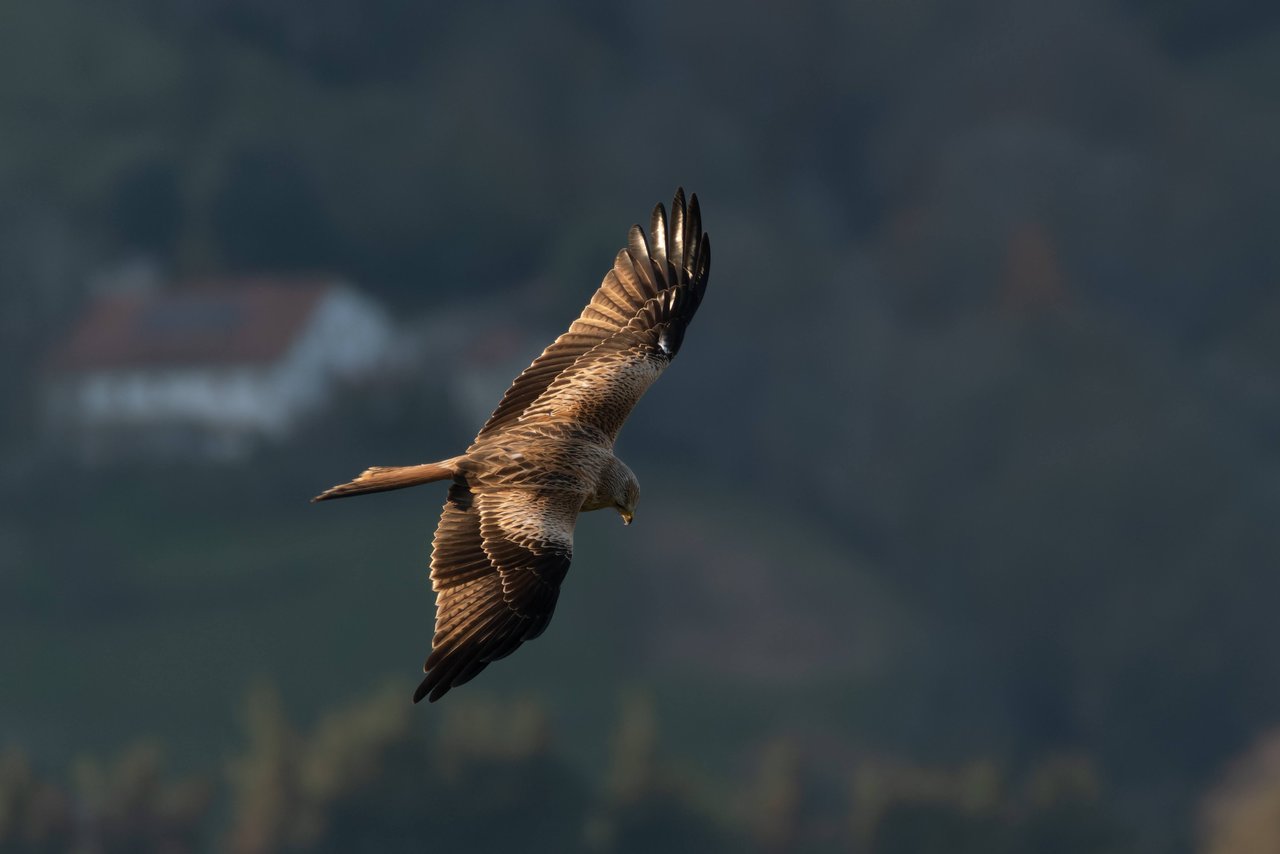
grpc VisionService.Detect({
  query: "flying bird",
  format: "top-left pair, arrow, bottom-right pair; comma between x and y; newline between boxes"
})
314,189 -> 710,702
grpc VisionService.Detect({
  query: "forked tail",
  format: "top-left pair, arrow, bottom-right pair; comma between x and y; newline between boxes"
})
312,457 -> 462,502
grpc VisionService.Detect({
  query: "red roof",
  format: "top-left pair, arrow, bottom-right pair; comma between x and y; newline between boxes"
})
49,278 -> 335,372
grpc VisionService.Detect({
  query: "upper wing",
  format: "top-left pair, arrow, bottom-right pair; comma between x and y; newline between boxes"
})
476,188 -> 709,439
415,480 -> 579,703
514,234 -> 710,440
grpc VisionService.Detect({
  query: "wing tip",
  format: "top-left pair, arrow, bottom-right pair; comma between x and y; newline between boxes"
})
414,660 -> 452,703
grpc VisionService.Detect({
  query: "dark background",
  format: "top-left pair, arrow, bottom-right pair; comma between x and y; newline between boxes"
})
2,1 -> 1279,851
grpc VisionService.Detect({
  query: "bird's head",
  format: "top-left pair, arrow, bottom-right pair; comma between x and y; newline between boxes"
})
591,456 -> 640,525
617,477 -> 640,526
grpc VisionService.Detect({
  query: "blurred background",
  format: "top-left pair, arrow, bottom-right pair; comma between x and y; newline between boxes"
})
2,0 -> 1279,851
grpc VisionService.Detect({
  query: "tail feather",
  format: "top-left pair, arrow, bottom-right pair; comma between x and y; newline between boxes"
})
312,458 -> 461,502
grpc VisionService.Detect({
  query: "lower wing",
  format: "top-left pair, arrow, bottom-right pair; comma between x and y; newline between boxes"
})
417,480 -> 580,702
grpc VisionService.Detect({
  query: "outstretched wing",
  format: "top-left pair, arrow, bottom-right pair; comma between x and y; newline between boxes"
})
516,231 -> 710,440
476,188 -> 709,439
415,480 -> 579,703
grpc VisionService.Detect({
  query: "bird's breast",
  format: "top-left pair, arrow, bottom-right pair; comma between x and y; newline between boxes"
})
465,423 -> 614,494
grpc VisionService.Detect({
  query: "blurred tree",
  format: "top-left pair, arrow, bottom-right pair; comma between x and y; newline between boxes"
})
226,681 -> 305,854
750,737 -> 803,853
1123,0 -> 1280,56
226,683 -> 593,853
592,689 -> 737,853
852,758 -> 1003,848
210,147 -> 341,272
852,755 -> 1124,854
106,158 -> 183,256
605,689 -> 658,806
0,750 -> 75,854
72,741 -> 213,854
189,0 -> 445,85
1200,728 -> 1280,854
0,743 -> 210,854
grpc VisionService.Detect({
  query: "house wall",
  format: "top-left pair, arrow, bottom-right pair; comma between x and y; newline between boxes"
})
45,366 -> 281,462
46,283 -> 397,461
268,284 -> 395,423
62,366 -> 281,429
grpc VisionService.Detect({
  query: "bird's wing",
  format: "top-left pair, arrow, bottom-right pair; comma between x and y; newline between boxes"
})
476,188 -> 708,439
415,480 -> 579,702
515,227 -> 710,440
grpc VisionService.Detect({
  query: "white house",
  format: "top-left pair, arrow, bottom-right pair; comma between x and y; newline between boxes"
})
44,277 -> 395,461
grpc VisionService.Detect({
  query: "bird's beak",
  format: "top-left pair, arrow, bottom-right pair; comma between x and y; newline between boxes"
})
621,511 -> 633,526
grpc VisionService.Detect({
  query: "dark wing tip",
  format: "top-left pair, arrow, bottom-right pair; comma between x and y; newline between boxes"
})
681,191 -> 704,284
413,648 -> 476,703
414,679 -> 455,703
621,189 -> 711,356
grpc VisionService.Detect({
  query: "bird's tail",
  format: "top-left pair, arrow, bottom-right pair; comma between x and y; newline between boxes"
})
311,457 -> 463,502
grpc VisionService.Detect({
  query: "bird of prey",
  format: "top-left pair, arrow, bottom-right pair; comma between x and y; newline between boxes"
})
314,189 -> 710,702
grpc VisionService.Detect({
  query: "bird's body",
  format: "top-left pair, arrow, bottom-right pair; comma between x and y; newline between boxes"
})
315,189 -> 710,702
462,421 -> 622,507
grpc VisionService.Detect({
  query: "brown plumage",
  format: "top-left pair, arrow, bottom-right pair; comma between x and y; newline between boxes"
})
314,189 -> 711,702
